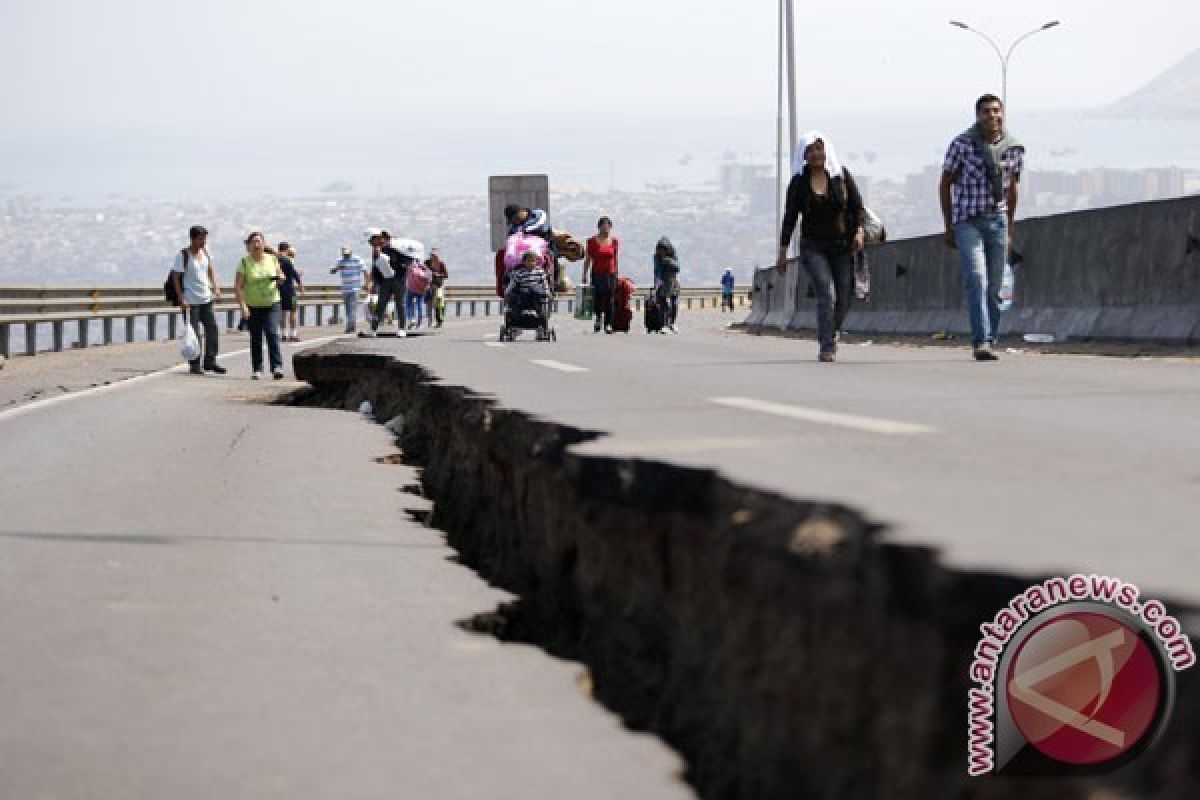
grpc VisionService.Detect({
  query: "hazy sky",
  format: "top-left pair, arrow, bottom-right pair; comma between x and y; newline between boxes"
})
2,0 -> 1198,198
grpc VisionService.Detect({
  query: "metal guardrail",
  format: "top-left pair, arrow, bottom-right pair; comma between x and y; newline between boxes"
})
0,283 -> 752,358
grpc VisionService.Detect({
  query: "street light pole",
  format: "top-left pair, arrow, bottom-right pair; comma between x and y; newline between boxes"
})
949,20 -> 1061,110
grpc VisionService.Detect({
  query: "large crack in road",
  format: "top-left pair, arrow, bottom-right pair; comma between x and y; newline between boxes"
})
294,347 -> 1198,800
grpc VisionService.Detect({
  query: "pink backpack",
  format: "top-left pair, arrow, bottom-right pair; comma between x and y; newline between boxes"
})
407,263 -> 433,294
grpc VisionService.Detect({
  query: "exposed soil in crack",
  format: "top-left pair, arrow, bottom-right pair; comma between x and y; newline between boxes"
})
292,348 -> 1199,800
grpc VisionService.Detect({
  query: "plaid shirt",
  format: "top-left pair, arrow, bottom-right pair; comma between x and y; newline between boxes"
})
943,133 -> 1025,224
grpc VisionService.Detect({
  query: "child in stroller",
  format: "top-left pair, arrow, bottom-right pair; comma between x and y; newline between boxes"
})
499,244 -> 556,342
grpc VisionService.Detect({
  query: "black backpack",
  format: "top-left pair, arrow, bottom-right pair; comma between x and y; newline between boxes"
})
164,248 -> 188,306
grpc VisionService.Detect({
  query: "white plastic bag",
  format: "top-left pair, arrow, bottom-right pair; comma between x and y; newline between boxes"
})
997,264 -> 1015,312
181,321 -> 200,361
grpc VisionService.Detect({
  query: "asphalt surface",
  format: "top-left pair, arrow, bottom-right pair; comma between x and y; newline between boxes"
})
2,308 -> 1197,796
0,334 -> 691,799
341,310 -> 1200,620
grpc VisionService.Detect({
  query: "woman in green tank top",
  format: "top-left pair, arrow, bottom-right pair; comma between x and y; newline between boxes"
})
235,231 -> 286,379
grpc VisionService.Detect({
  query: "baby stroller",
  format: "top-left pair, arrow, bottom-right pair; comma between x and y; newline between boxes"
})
499,233 -> 556,342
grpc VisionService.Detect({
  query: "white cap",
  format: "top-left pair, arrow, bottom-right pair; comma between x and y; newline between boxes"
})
363,227 -> 383,241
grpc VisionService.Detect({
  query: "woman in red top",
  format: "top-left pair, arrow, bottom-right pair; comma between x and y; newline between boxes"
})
583,216 -> 619,333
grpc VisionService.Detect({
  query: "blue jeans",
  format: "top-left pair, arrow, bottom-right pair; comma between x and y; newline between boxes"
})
247,303 -> 282,373
404,289 -> 423,327
801,242 -> 854,353
954,213 -> 1008,347
342,291 -> 359,331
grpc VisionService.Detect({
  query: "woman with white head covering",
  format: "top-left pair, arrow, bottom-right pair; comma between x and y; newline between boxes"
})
777,131 -> 867,362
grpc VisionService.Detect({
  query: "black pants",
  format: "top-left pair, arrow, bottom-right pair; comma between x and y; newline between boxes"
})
247,303 -> 282,372
721,292 -> 734,311
592,273 -> 616,329
187,302 -> 219,368
372,276 -> 406,331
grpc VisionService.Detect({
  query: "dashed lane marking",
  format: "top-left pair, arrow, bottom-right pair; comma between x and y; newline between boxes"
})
709,396 -> 936,436
530,359 -> 590,373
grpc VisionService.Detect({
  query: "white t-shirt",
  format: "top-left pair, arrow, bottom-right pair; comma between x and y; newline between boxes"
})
374,253 -> 394,280
172,249 -> 213,305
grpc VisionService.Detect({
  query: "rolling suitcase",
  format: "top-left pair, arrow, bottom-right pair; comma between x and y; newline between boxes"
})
644,294 -> 665,333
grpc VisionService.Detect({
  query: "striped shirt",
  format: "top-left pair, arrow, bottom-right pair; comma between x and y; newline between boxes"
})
943,133 -> 1025,224
335,255 -> 365,292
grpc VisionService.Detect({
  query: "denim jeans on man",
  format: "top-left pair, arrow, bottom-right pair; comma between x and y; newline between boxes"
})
186,302 -> 219,369
801,242 -> 854,353
953,212 -> 1008,347
247,303 -> 282,373
342,291 -> 359,332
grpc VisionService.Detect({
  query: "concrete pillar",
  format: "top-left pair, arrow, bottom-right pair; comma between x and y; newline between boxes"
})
25,322 -> 37,356
455,301 -> 462,318
315,305 -> 324,326
102,318 -> 114,345
53,321 -> 65,352
298,306 -> 307,327
331,303 -> 341,325
0,323 -> 9,358
469,301 -> 477,317
686,298 -> 693,310
148,314 -> 158,341
484,301 -> 491,316
78,320 -> 90,348
168,313 -> 178,339
125,316 -> 136,343
226,309 -> 235,330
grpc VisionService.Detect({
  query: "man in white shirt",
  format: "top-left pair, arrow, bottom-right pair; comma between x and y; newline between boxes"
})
172,225 -> 225,374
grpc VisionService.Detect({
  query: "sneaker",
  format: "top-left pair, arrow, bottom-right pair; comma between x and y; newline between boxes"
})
668,324 -> 678,333
594,320 -> 601,332
204,364 -> 227,375
604,326 -> 613,334
272,368 -> 284,380
188,364 -> 204,375
818,351 -> 836,363
252,370 -> 262,380
397,328 -> 407,338
973,344 -> 999,361
343,327 -> 355,334
361,330 -> 377,338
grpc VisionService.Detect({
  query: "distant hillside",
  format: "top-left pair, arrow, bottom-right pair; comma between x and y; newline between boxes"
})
1094,48 -> 1200,119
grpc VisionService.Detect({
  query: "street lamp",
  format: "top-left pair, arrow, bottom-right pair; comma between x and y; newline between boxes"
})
949,20 -> 1061,110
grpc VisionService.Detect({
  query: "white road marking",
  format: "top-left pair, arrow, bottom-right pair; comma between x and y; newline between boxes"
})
484,342 -> 505,348
0,335 -> 344,422
530,359 -> 590,373
709,396 -> 936,436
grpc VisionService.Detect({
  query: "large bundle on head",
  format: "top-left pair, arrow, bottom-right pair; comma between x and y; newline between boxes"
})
504,232 -> 549,269
552,231 -> 586,262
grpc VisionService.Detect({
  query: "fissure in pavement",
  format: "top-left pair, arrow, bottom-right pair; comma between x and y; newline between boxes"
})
293,348 -> 1198,800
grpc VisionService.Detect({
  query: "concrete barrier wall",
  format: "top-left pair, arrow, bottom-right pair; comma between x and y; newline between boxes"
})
753,195 -> 1200,343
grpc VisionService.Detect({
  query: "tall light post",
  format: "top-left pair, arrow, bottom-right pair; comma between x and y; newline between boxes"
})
949,20 -> 1061,110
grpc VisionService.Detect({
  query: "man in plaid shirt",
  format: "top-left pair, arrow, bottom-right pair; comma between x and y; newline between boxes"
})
939,94 -> 1025,361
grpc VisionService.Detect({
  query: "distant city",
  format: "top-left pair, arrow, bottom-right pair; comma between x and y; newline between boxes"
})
2,160 -> 1198,289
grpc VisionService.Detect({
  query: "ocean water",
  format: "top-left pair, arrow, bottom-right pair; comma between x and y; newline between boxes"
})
3,110 -> 1198,206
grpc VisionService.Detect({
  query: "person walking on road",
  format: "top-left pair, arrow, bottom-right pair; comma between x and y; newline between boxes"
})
276,241 -> 305,342
777,131 -> 866,363
653,237 -> 681,332
583,216 -> 620,334
172,225 -> 226,375
364,228 -> 406,338
939,94 -> 1025,361
720,267 -> 735,312
235,231 -> 286,380
331,246 -> 366,334
427,248 -> 449,327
